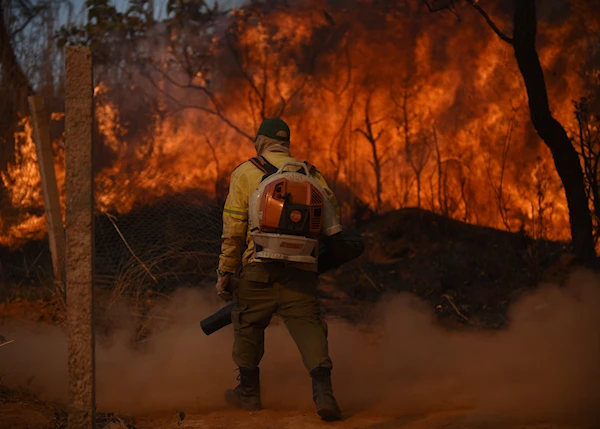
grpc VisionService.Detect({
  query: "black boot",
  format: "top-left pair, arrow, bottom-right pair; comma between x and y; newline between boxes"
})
310,367 -> 342,421
225,367 -> 262,411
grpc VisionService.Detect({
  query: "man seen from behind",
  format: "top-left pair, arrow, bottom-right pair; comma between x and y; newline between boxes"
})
215,117 -> 343,421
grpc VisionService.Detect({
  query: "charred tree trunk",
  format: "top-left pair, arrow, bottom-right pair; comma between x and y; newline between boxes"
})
513,0 -> 596,265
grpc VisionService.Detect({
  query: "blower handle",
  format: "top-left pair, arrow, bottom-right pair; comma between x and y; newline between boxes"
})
277,161 -> 311,176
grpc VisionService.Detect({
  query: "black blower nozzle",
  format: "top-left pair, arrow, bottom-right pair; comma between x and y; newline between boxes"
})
200,300 -> 236,335
200,230 -> 365,336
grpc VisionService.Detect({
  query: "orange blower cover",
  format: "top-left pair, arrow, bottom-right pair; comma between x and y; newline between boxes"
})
258,178 -> 323,238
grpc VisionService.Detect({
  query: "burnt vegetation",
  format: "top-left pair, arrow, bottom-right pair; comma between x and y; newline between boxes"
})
0,0 -> 599,324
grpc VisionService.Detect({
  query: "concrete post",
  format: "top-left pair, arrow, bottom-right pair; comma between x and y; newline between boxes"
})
65,46 -> 96,429
28,95 -> 66,289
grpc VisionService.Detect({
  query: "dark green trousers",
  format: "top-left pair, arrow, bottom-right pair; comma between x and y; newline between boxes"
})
231,262 -> 333,373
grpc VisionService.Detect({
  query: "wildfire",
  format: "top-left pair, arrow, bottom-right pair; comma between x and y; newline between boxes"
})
0,117 -> 47,248
1,1 -> 598,249
1,117 -> 43,209
93,90 -> 246,213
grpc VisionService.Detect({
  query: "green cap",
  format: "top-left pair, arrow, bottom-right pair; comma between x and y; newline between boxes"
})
256,117 -> 290,141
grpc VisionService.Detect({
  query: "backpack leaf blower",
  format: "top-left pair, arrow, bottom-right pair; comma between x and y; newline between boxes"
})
201,157 -> 365,336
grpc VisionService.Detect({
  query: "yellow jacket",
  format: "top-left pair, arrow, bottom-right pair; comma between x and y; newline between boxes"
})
218,151 -> 340,274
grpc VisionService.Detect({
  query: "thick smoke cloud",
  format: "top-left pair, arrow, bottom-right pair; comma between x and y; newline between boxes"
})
1,268 -> 599,424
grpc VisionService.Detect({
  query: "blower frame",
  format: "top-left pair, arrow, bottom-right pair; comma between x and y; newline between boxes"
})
248,160 -> 342,264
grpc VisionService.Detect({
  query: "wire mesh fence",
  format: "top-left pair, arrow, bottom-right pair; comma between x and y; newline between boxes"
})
93,189 -> 224,303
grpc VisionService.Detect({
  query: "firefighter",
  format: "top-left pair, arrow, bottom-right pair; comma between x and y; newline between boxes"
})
215,117 -> 342,421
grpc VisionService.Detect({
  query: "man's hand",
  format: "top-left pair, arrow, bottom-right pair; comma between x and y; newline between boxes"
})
215,269 -> 234,302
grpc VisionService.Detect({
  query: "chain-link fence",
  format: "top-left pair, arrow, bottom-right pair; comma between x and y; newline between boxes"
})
93,190 -> 224,302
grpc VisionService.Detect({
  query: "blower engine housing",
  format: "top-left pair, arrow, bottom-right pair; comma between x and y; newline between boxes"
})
248,161 -> 342,263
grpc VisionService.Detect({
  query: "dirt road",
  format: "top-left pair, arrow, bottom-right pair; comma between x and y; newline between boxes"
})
0,402 -> 587,429
136,409 -> 582,429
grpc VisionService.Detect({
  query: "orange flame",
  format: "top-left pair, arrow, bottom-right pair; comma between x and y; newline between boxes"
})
2,3 -> 598,248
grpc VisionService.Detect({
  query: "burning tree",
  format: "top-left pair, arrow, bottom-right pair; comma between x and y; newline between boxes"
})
355,89 -> 387,214
390,79 -> 440,211
0,0 -> 42,210
424,0 -> 599,265
573,80 -> 600,243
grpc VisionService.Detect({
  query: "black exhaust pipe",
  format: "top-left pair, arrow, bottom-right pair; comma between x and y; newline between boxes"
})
200,230 -> 365,336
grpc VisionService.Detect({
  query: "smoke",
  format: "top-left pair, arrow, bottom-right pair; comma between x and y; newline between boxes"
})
1,268 -> 600,424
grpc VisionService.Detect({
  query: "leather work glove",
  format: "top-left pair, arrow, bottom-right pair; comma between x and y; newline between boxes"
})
215,269 -> 234,302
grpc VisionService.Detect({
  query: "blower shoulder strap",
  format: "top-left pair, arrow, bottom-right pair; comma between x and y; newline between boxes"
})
302,161 -> 317,176
249,156 -> 278,179
249,156 -> 318,181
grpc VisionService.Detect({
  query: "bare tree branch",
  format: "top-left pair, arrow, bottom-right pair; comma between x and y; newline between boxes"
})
9,5 -> 46,38
355,91 -> 386,212
141,67 -> 254,141
423,0 -> 513,44
465,0 -> 513,44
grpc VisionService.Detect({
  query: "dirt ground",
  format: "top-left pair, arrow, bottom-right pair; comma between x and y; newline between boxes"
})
135,409 -> 587,429
0,386 -> 589,429
0,405 -> 587,429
